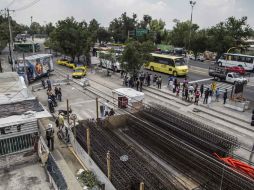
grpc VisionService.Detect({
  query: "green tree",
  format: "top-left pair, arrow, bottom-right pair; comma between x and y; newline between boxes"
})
88,19 -> 100,44
45,22 -> 55,36
50,17 -> 91,62
121,40 -> 155,76
169,21 -> 199,48
191,29 -> 208,58
30,22 -> 42,34
97,27 -> 111,44
109,12 -> 137,43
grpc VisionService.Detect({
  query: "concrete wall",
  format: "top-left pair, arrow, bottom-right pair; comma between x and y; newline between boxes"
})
70,133 -> 116,190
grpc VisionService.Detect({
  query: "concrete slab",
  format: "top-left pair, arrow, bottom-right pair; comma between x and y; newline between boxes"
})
0,163 -> 51,190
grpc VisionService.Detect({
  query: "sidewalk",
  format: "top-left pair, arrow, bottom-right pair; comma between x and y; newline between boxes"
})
38,118 -> 83,190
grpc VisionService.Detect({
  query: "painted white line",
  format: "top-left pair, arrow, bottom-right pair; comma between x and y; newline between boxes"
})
188,78 -> 213,84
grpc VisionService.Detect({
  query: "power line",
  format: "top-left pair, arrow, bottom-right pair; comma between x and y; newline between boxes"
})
5,0 -> 16,9
15,0 -> 40,12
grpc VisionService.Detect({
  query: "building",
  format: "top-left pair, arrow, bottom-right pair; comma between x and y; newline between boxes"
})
0,72 -> 51,169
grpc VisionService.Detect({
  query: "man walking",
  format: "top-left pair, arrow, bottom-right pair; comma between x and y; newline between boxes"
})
157,76 -> 162,89
46,124 -> 54,151
215,88 -> 220,102
47,79 -> 52,91
203,88 -> 209,104
223,89 -> 228,104
200,84 -> 204,98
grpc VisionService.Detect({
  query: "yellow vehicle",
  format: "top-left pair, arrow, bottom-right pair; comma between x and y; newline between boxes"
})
56,59 -> 69,65
72,67 -> 87,78
144,53 -> 189,76
65,61 -> 76,69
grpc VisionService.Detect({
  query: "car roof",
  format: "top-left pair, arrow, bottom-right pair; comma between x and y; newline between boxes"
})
224,53 -> 254,58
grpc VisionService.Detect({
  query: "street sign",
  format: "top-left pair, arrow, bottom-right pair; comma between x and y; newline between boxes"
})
135,29 -> 148,37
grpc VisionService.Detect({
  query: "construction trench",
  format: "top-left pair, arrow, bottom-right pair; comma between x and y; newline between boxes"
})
75,104 -> 254,190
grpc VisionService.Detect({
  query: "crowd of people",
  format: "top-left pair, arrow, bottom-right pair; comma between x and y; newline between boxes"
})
42,78 -> 62,113
122,72 -> 163,91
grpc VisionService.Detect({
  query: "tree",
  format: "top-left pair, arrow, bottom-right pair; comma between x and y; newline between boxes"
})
207,17 -> 252,58
97,27 -> 111,44
30,22 -> 42,34
139,15 -> 152,28
45,22 -> 55,36
169,21 -> 199,48
109,12 -> 137,43
148,19 -> 166,44
191,30 -> 208,58
121,40 -> 155,76
88,19 -> 100,44
50,17 -> 91,62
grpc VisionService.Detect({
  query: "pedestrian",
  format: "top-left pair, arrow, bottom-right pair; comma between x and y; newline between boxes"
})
215,88 -> 220,102
48,98 -> 54,113
41,79 -> 46,89
195,90 -> 200,105
46,124 -> 54,150
176,82 -> 180,97
54,87 -> 59,99
185,87 -> 189,101
104,100 -> 110,117
147,74 -> 151,86
211,81 -> 216,96
58,113 -> 65,130
58,87 -> 62,101
136,79 -> 140,91
153,75 -> 158,86
200,84 -> 204,98
203,88 -> 209,104
173,78 -> 178,93
46,79 -> 51,91
183,77 -> 188,89
55,117 -> 59,129
223,89 -> 228,104
157,76 -> 162,89
194,83 -> 198,93
100,104 -> 105,118
189,91 -> 194,102
140,79 -> 143,92
109,108 -> 115,116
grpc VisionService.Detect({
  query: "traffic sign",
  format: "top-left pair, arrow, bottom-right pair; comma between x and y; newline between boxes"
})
135,29 -> 148,37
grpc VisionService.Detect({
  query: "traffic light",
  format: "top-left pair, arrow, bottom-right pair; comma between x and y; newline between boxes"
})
251,109 -> 254,126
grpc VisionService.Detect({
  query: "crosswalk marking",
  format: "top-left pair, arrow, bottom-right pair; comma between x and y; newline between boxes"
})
202,82 -> 232,92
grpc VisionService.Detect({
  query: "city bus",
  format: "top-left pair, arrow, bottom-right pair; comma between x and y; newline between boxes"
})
217,53 -> 254,71
144,53 -> 189,76
97,51 -> 122,72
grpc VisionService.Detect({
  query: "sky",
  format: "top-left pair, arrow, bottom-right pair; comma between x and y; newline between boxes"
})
1,0 -> 254,29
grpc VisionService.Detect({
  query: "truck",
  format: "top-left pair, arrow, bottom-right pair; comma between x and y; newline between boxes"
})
208,66 -> 248,84
16,54 -> 54,82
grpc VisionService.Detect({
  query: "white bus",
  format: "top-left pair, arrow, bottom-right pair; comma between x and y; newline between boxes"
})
217,53 -> 254,71
98,51 -> 122,72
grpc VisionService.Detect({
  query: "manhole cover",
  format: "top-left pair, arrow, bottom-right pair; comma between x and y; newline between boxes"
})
120,155 -> 129,162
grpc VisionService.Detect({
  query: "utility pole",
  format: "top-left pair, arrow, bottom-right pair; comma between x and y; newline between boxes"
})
6,8 -> 15,71
22,53 -> 28,85
31,16 -> 35,53
188,1 -> 196,52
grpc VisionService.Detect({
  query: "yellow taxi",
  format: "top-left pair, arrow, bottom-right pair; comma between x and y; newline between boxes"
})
65,61 -> 76,69
72,67 -> 87,78
56,59 -> 69,66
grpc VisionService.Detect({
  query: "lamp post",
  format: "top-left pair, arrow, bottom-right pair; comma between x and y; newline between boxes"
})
188,1 -> 196,51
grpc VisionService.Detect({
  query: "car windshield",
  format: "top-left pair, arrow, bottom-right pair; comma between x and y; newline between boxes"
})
175,58 -> 186,66
75,69 -> 83,72
233,73 -> 240,78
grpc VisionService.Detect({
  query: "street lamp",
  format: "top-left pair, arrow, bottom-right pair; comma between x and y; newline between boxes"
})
188,1 -> 196,51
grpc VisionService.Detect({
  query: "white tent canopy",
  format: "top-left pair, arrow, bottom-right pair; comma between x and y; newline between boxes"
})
112,88 -> 144,103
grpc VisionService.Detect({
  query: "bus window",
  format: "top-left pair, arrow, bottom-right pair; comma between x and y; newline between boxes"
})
168,59 -> 175,67
227,55 -> 232,60
174,58 -> 186,66
158,58 -> 169,65
246,57 -> 253,63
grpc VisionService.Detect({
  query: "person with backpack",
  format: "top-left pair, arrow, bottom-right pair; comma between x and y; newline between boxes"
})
46,124 -> 54,150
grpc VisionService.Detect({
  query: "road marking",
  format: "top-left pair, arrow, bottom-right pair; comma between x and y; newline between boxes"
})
189,78 -> 213,84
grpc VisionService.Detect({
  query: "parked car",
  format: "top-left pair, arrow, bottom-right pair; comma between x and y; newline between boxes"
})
225,66 -> 245,75
189,54 -> 205,62
72,67 -> 87,78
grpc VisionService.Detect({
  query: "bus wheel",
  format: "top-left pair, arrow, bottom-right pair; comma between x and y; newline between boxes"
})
150,66 -> 154,71
173,71 -> 177,77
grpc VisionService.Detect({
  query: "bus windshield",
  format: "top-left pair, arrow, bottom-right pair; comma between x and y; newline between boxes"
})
175,58 -> 186,66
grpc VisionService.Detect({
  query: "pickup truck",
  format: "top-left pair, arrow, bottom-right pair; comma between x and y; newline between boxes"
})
209,66 -> 248,84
